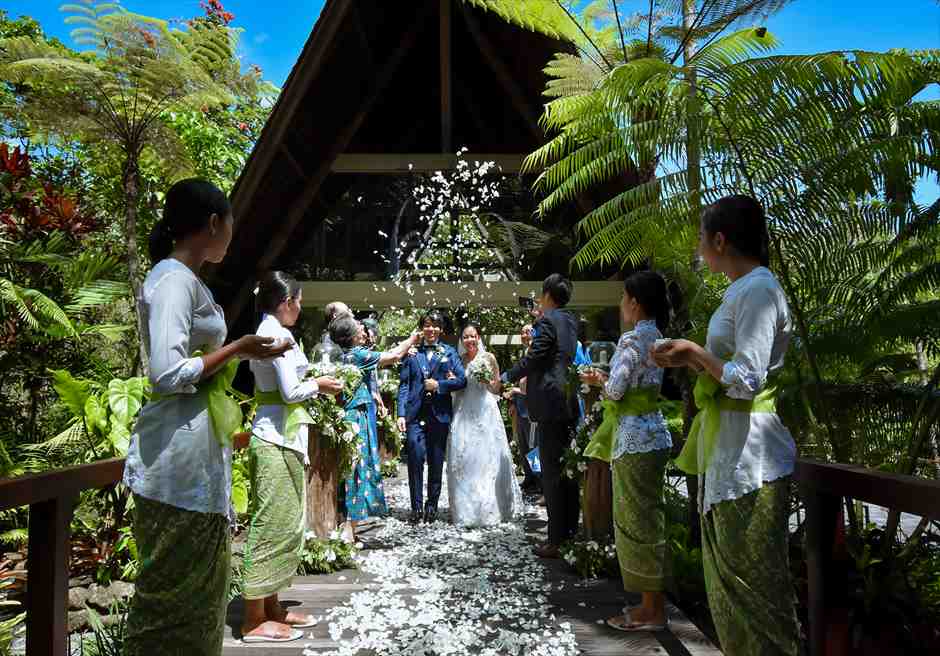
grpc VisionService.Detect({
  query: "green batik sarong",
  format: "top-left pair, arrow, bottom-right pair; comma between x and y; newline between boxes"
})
612,448 -> 670,592
242,436 -> 306,599
124,495 -> 230,656
702,478 -> 800,656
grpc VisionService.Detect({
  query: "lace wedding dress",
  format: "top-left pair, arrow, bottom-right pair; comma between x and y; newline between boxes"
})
447,352 -> 524,527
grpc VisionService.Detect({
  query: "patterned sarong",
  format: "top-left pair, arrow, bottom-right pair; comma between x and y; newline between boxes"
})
701,477 -> 800,656
612,448 -> 669,592
124,495 -> 230,656
242,437 -> 306,599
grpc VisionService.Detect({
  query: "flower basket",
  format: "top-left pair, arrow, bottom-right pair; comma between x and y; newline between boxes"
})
305,425 -> 341,539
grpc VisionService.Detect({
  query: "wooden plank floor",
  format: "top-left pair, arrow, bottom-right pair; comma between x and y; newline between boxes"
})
223,479 -> 720,656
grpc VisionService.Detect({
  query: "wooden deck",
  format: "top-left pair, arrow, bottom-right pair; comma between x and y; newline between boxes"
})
221,477 -> 720,656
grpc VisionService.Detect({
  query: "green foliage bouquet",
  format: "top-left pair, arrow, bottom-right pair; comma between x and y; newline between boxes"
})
561,398 -> 604,479
559,538 -> 619,579
297,529 -> 359,575
304,362 -> 364,476
467,357 -> 494,386
377,411 -> 403,456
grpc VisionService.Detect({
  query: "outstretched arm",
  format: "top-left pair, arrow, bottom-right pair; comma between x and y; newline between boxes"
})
503,317 -> 555,384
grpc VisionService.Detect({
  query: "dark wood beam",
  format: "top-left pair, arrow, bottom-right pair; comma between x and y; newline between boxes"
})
440,0 -> 453,152
331,153 -> 526,173
225,0 -> 437,324
458,1 -> 543,142
229,0 -> 354,219
280,144 -> 307,181
351,1 -> 376,71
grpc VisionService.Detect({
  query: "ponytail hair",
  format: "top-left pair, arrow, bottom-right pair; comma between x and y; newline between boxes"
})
149,178 -> 231,263
700,194 -> 770,267
623,271 -> 672,333
255,270 -> 301,316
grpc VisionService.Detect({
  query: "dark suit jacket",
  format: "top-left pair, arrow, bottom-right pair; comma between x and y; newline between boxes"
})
397,344 -> 467,423
504,308 -> 578,424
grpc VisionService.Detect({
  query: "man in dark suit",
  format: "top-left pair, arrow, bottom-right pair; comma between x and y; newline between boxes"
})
397,310 -> 466,524
501,274 -> 580,558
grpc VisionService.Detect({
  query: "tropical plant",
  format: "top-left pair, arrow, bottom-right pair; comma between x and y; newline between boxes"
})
297,530 -> 359,575
0,0 -> 264,370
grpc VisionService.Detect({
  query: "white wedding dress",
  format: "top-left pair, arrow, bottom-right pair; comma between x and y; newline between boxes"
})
447,351 -> 524,527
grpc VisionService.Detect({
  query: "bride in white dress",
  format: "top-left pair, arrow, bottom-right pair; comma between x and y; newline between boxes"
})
447,322 -> 523,527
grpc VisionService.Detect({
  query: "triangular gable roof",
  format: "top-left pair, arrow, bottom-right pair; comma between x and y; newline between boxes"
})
209,0 -> 570,328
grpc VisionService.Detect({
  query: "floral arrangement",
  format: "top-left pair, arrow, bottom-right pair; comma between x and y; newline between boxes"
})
560,538 -> 619,579
467,356 -> 494,386
377,411 -> 403,456
303,362 -> 363,475
297,530 -> 359,575
561,398 -> 604,479
380,458 -> 400,479
379,374 -> 399,397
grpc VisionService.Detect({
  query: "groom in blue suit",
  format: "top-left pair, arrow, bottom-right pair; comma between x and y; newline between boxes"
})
396,310 -> 466,524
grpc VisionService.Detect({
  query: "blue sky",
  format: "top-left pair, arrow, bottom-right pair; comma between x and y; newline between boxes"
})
6,1 -> 939,87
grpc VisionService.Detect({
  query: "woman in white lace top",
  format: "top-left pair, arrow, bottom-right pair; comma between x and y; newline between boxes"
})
582,271 -> 672,632
652,195 -> 799,656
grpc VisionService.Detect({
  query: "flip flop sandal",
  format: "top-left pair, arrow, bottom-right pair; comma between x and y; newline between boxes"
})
287,615 -> 318,629
605,611 -> 668,633
242,628 -> 304,643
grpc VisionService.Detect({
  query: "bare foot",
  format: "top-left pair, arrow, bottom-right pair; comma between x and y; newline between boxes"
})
626,606 -> 665,626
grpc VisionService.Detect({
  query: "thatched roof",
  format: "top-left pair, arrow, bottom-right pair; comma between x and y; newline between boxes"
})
208,0 -> 570,330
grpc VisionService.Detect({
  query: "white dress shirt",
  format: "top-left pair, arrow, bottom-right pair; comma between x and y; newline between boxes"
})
250,314 -> 319,462
123,258 -> 232,516
701,266 -> 797,514
604,320 -> 673,459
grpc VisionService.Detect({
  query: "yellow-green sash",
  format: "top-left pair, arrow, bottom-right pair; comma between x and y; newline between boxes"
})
254,390 -> 315,446
583,387 -> 660,462
674,375 -> 777,475
150,358 -> 242,448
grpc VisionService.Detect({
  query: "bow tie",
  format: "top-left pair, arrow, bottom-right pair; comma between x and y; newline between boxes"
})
422,345 -> 437,352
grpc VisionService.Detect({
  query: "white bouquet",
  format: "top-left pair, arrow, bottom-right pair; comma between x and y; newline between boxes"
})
467,357 -> 493,385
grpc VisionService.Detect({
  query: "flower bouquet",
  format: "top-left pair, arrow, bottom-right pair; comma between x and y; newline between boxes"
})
560,399 -> 604,480
467,357 -> 493,386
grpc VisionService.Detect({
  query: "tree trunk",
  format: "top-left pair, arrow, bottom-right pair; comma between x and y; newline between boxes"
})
122,149 -> 148,378
306,429 -> 341,538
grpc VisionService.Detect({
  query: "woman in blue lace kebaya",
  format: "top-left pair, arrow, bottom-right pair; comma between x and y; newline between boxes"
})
329,315 -> 418,541
582,271 -> 673,633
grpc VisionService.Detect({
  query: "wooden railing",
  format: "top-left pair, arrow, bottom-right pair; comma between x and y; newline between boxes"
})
795,458 -> 940,656
0,458 -> 125,656
3,455 -> 939,656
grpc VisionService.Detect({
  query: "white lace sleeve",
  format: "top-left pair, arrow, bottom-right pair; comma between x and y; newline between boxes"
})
720,284 -> 779,398
147,272 -> 204,395
604,333 -> 641,401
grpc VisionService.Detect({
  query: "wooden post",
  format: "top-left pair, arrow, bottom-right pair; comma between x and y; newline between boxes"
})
306,430 -> 341,538
579,388 -> 613,541
26,495 -> 75,656
439,0 -> 453,153
801,484 -> 841,656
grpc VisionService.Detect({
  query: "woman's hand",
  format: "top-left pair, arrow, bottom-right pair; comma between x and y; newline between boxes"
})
237,335 -> 292,360
579,368 -> 608,387
650,338 -> 701,369
424,378 -> 439,393
397,417 -> 407,434
315,376 -> 343,395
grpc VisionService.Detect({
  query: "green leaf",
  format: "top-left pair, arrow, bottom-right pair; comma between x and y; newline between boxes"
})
83,394 -> 108,435
107,377 -> 147,425
107,418 -> 130,456
231,466 -> 249,515
49,368 -> 91,417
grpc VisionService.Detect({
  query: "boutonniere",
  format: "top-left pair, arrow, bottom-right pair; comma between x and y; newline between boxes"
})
407,347 -> 418,357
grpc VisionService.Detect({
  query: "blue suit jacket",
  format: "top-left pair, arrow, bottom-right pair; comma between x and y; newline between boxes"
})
397,344 -> 467,424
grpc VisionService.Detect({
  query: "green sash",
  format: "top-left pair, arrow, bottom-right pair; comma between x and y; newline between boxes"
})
150,358 -> 242,448
674,375 -> 777,475
254,390 -> 315,446
583,387 -> 660,462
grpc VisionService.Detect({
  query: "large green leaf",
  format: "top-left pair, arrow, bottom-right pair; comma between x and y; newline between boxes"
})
231,466 -> 249,515
83,395 -> 108,435
49,368 -> 91,417
107,417 -> 130,456
107,377 -> 148,425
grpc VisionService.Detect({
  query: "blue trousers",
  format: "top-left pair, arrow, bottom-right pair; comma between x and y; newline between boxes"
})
405,415 -> 448,512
